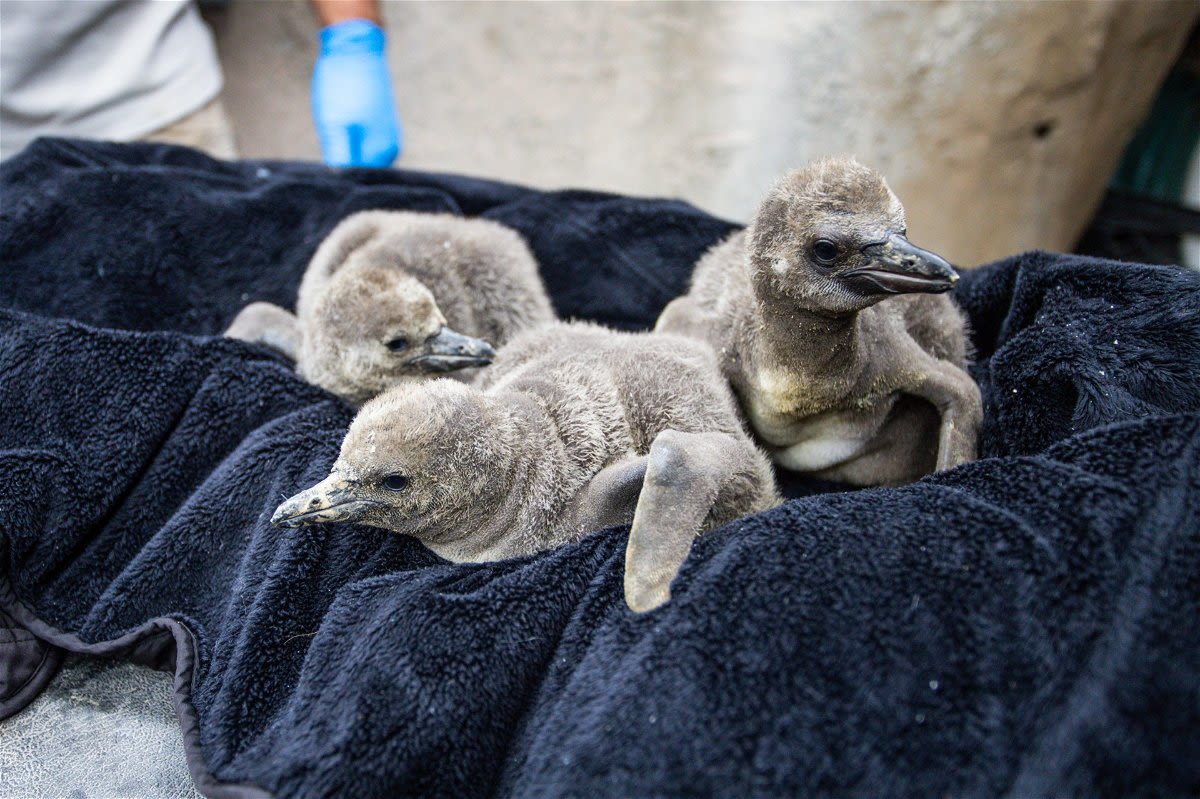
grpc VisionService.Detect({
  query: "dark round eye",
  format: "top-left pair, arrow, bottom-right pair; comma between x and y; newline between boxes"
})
385,337 -> 409,352
382,474 -> 409,492
812,239 -> 839,264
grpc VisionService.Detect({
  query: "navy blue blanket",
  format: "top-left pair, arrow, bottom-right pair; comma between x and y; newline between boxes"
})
1,138 -> 1198,798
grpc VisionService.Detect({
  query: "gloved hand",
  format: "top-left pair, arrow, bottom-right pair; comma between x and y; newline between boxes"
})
311,19 -> 402,167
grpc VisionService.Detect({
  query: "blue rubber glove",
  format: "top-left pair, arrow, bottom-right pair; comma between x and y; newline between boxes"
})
311,19 -> 402,168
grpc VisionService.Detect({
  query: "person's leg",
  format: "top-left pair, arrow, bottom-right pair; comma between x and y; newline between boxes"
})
141,97 -> 238,159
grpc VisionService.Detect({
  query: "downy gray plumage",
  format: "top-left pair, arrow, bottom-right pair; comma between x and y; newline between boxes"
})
272,322 -> 780,612
657,157 -> 982,485
226,210 -> 555,405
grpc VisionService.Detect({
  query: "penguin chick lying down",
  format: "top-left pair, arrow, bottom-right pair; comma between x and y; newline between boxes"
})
225,211 -> 556,405
272,323 -> 781,612
657,156 -> 982,486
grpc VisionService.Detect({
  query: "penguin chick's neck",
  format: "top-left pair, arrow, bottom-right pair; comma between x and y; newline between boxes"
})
748,279 -> 865,383
422,391 -> 572,563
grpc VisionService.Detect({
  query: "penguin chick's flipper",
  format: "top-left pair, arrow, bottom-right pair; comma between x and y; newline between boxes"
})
655,296 -> 720,344
567,457 -> 650,534
624,429 -> 775,613
225,302 -> 302,361
898,341 -> 983,471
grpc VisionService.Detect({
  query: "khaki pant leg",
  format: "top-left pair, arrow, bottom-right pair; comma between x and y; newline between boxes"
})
140,97 -> 238,160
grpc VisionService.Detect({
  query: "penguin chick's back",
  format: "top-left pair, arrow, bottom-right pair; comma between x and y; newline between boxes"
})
298,210 -> 555,344
478,322 -> 749,456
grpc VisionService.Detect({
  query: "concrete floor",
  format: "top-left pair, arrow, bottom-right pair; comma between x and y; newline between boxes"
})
0,655 -> 200,799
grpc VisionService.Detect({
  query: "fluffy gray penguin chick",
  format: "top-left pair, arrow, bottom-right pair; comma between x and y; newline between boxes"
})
271,322 -> 780,612
225,211 -> 556,405
657,156 -> 982,486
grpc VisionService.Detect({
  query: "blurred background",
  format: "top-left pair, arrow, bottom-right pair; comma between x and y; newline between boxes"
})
1,0 -> 1198,267
205,0 -> 1198,267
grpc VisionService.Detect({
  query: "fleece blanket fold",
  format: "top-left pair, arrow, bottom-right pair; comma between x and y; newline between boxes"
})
1,138 -> 1198,798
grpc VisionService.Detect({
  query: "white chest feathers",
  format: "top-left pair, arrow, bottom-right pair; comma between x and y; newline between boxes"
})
744,369 -> 896,472
771,421 -> 873,472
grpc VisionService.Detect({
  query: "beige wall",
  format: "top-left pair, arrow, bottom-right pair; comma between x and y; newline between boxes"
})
211,0 -> 1198,266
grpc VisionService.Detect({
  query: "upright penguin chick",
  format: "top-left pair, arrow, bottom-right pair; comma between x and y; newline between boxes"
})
657,156 -> 982,486
271,323 -> 780,613
225,211 -> 556,405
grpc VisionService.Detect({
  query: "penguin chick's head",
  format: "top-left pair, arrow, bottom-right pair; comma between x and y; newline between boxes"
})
748,156 -> 958,315
301,264 -> 496,404
271,379 -> 516,546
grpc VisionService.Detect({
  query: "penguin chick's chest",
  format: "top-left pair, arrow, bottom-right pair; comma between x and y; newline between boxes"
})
744,371 -> 898,472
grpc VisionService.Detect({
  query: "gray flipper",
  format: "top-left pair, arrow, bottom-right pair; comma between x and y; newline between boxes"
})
654,296 -> 718,342
901,351 -> 982,471
567,457 -> 649,534
225,302 -> 301,362
624,429 -> 774,613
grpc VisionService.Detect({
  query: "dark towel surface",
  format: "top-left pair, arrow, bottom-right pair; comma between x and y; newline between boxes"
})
1,138 -> 1198,798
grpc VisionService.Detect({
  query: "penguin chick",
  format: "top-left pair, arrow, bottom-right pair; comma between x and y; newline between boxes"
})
271,322 -> 780,613
656,156 -> 982,486
225,211 -> 556,405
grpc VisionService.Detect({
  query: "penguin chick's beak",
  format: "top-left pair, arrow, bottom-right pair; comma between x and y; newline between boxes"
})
844,234 -> 959,296
409,326 -> 497,373
272,474 -> 377,528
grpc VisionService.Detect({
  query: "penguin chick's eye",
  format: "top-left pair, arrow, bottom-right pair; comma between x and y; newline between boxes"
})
812,239 -> 839,265
386,337 -> 410,352
382,474 -> 409,492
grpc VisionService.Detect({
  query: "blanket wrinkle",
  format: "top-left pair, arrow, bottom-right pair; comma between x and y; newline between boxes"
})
1007,426 -> 1199,797
0,139 -> 1197,799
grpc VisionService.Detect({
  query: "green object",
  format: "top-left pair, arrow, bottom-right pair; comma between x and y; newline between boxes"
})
1111,72 -> 1200,203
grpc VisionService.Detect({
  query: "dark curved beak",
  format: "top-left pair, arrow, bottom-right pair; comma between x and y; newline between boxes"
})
409,326 -> 496,373
844,234 -> 958,296
271,474 -> 377,528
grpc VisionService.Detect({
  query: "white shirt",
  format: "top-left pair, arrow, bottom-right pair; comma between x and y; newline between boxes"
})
0,0 -> 223,160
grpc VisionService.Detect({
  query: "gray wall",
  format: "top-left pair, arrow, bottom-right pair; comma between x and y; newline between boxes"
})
211,0 -> 1197,265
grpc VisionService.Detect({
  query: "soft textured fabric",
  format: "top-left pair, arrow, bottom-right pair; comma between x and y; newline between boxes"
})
0,607 -> 62,720
1,138 -> 1198,799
